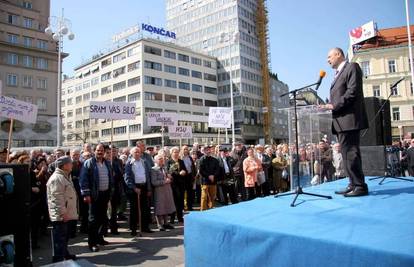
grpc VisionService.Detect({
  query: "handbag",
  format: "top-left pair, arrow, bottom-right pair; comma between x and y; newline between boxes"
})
281,168 -> 289,180
257,171 -> 266,185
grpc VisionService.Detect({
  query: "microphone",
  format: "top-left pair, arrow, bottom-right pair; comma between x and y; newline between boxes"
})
390,77 -> 404,89
314,70 -> 326,91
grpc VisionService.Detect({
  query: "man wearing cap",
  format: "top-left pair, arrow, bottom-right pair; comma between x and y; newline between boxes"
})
198,146 -> 220,210
218,147 -> 238,205
46,156 -> 78,263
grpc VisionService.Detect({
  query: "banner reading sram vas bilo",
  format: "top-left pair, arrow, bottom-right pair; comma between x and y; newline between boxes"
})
89,101 -> 136,120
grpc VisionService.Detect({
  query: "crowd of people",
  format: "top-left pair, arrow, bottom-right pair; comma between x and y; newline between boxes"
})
0,137 -> 413,263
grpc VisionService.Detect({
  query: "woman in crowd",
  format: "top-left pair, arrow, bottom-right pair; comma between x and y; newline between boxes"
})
272,148 -> 289,193
180,146 -> 196,211
243,147 -> 262,200
166,147 -> 187,223
151,155 -> 176,231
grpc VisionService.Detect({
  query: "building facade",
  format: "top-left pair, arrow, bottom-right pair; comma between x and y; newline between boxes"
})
62,38 -> 220,147
350,25 -> 414,140
166,0 -> 270,143
0,0 -> 58,147
269,73 -> 288,143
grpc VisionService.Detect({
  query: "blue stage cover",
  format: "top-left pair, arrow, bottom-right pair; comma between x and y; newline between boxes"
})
185,178 -> 414,267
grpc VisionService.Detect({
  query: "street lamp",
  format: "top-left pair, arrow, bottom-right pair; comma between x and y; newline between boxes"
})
398,125 -> 403,142
44,8 -> 75,147
219,30 -> 239,146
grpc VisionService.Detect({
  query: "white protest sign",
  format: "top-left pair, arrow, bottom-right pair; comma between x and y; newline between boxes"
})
0,95 -> 38,123
168,126 -> 193,139
208,107 -> 232,128
147,112 -> 178,126
89,101 -> 136,120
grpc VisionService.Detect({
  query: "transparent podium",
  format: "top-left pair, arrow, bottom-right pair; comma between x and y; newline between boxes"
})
281,105 -> 333,189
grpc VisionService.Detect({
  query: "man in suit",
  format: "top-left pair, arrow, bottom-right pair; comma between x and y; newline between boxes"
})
320,47 -> 369,197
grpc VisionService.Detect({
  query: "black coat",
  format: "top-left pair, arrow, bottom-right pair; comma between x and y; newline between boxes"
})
330,62 -> 368,134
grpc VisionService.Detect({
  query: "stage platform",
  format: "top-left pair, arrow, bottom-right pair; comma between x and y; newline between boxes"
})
184,178 -> 414,267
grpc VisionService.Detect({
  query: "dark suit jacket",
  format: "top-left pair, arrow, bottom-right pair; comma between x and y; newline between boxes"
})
330,61 -> 368,134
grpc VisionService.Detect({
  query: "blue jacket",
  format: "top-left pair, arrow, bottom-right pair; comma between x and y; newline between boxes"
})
80,157 -> 113,200
124,158 -> 152,193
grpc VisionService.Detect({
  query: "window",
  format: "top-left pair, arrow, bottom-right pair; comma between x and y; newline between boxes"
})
392,107 -> 400,121
7,53 -> 18,65
144,60 -> 162,71
192,84 -> 202,92
22,75 -> 32,88
22,56 -> 33,67
164,64 -> 176,74
22,2 -> 33,9
411,82 -> 413,95
75,96 -> 82,104
113,66 -> 125,77
179,96 -> 190,104
8,14 -> 18,24
114,126 -> 127,135
204,73 -> 217,81
91,77 -> 99,86
102,129 -> 112,136
75,120 -> 83,128
7,74 -> 18,86
113,81 -> 126,92
178,53 -> 189,62
144,45 -> 161,56
8,34 -> 18,44
75,84 -> 82,91
191,57 -> 202,65
23,17 -> 33,28
83,93 -> 90,101
388,59 -> 396,73
205,86 -> 217,95
23,36 -> 33,47
129,124 -> 141,133
128,61 -> 140,72
203,60 -> 212,68
127,46 -> 139,57
83,80 -> 90,89
361,61 -> 370,76
113,52 -> 126,63
191,70 -> 202,79
67,98 -> 73,105
144,76 -> 162,86
101,86 -> 111,95
164,50 -> 176,59
23,96 -> 33,103
165,94 -> 177,103
37,40 -> 48,50
179,68 -> 190,76
128,92 -> 140,102
391,84 -> 399,96
373,85 -> 381,97
192,98 -> 203,106
164,79 -> 177,88
101,72 -> 111,81
113,96 -> 126,102
37,58 -> 48,69
101,58 -> 111,68
144,92 -> 163,101
128,76 -> 141,87
91,90 -> 99,99
76,108 -> 82,115
205,100 -> 218,107
37,97 -> 47,110
179,82 -> 190,90
37,78 -> 47,89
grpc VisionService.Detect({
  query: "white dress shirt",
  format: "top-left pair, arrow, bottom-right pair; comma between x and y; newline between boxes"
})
132,159 -> 146,184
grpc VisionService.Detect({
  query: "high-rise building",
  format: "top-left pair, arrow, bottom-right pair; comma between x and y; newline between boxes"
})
350,25 -> 414,140
0,0 -> 58,148
269,73 -> 289,143
166,0 -> 271,143
61,38 -> 220,147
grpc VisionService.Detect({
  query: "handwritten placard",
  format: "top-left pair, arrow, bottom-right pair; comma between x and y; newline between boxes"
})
89,101 -> 136,120
168,126 -> 193,139
208,107 -> 232,128
147,112 -> 178,126
0,96 -> 38,123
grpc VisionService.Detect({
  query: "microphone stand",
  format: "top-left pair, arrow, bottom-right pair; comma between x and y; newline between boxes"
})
276,81 -> 332,207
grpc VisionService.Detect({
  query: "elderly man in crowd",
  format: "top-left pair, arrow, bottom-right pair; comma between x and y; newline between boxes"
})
198,145 -> 220,210
46,156 -> 78,263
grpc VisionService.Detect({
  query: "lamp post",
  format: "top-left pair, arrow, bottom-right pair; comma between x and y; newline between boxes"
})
45,8 -> 74,147
398,125 -> 403,142
220,30 -> 239,146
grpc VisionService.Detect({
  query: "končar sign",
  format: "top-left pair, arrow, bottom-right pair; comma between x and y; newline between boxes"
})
141,23 -> 176,39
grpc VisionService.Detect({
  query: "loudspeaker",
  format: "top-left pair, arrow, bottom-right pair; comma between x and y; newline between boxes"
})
0,164 -> 31,267
361,97 -> 391,146
360,146 -> 386,176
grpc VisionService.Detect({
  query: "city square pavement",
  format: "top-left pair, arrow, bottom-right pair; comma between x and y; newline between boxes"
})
32,218 -> 185,267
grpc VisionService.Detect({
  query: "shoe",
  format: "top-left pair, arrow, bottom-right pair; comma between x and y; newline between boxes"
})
117,214 -> 127,221
163,224 -> 174,230
344,187 -> 368,197
89,245 -> 99,252
98,239 -> 109,246
131,230 -> 137,236
65,254 -> 77,261
141,228 -> 154,233
335,185 -> 354,195
111,229 -> 120,235
159,226 -> 166,232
